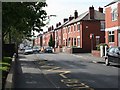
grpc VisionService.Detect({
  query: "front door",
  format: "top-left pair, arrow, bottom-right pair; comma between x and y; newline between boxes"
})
118,32 -> 120,47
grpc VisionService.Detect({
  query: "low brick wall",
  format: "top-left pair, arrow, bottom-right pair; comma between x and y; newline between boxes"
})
55,48 -> 62,53
5,53 -> 16,89
92,50 -> 100,57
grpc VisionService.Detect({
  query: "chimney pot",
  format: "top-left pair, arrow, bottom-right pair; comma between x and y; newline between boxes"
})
69,15 -> 74,21
59,22 -> 61,26
52,25 -> 54,30
99,7 -> 103,13
63,18 -> 68,23
89,6 -> 94,19
74,10 -> 78,19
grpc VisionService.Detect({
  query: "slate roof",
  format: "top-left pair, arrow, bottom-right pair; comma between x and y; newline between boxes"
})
64,10 -> 105,26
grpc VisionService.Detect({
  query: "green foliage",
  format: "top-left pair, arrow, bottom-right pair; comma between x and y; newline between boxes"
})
2,2 -> 47,44
96,43 -> 108,51
3,57 -> 12,64
48,34 -> 55,48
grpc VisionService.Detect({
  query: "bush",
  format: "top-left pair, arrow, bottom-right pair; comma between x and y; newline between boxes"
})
3,57 -> 12,64
0,57 -> 12,89
96,43 -> 108,51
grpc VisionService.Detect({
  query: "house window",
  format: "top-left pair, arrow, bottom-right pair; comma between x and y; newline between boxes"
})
109,31 -> 114,42
74,25 -> 76,31
66,39 -> 67,46
77,38 -> 80,47
101,21 -> 105,30
68,27 -> 70,33
77,24 -> 80,31
74,38 -> 76,46
68,38 -> 71,47
112,8 -> 118,21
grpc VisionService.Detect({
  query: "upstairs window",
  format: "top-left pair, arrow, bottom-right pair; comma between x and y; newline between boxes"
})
68,27 -> 70,33
112,8 -> 118,21
77,24 -> 80,31
74,25 -> 76,31
101,21 -> 105,30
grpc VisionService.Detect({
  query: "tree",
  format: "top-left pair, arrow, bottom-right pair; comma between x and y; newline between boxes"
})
2,2 -> 47,44
48,34 -> 55,48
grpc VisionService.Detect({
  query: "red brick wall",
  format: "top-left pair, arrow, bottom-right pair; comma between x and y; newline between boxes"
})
105,2 -> 120,47
105,6 -> 118,28
82,21 -> 105,52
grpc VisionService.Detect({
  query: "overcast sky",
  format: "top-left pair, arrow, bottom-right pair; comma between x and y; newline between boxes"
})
40,0 -> 113,34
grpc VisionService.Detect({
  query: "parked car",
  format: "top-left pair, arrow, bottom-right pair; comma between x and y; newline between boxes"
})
24,47 -> 33,54
105,47 -> 120,66
33,46 -> 40,53
44,47 -> 53,53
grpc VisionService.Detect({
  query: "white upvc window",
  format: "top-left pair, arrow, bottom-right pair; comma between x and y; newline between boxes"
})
77,24 -> 80,31
77,38 -> 80,47
68,26 -> 70,33
111,8 -> 118,21
109,31 -> 114,43
101,21 -> 105,31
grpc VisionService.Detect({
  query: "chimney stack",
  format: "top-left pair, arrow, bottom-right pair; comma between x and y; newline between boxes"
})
74,10 -> 78,19
56,23 -> 59,27
63,18 -> 68,23
89,6 -> 94,19
52,25 -> 54,30
69,15 -> 74,21
98,7 -> 103,13
58,22 -> 61,26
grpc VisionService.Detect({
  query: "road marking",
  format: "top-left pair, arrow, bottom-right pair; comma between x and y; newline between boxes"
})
61,79 -> 94,90
59,71 -> 70,79
47,67 -> 61,71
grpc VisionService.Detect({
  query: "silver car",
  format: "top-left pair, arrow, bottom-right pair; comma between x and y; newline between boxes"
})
24,47 -> 33,54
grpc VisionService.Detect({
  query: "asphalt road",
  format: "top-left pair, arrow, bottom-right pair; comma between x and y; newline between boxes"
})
35,53 -> 120,89
14,52 -> 120,90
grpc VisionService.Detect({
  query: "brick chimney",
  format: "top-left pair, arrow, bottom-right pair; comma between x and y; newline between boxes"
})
89,6 -> 94,19
52,25 -> 54,30
98,7 -> 103,13
56,23 -> 59,27
58,22 -> 61,26
63,18 -> 68,23
74,10 -> 78,19
69,15 -> 74,21
48,27 -> 52,31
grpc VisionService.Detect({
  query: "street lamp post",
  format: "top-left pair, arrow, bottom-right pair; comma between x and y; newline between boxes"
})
46,15 -> 57,27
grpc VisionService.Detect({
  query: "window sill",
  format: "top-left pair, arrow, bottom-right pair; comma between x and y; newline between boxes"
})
112,19 -> 117,22
109,42 -> 114,44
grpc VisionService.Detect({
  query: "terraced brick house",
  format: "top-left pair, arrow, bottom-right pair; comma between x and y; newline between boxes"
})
62,6 -> 105,53
42,26 -> 55,47
105,0 -> 120,47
